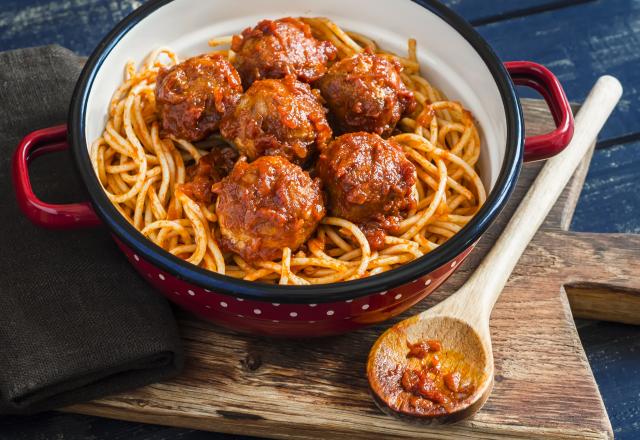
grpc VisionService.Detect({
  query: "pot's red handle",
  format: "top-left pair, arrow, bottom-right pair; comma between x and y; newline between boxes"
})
12,124 -> 101,229
505,61 -> 574,162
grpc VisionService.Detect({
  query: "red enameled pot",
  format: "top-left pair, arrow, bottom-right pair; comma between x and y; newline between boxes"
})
11,0 -> 574,337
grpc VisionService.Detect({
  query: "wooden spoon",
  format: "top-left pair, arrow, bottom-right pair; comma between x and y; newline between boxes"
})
367,76 -> 623,424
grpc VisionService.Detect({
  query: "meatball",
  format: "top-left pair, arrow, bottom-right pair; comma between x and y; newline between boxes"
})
156,54 -> 242,141
317,51 -> 416,136
231,17 -> 337,87
213,156 -> 325,263
316,132 -> 417,250
179,145 -> 239,204
220,76 -> 332,165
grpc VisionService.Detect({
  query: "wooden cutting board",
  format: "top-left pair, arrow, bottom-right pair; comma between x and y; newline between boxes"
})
65,99 -> 640,439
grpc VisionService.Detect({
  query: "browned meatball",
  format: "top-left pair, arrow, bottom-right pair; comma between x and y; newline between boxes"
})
179,145 -> 239,204
156,54 -> 242,141
316,132 -> 417,250
231,17 -> 337,87
220,75 -> 332,165
317,51 -> 416,136
213,156 -> 325,263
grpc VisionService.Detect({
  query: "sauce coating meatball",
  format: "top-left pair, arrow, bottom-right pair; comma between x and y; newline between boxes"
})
220,76 -> 332,165
179,145 -> 239,204
231,17 -> 337,87
316,132 -> 417,250
156,54 -> 242,141
213,156 -> 325,263
317,51 -> 416,136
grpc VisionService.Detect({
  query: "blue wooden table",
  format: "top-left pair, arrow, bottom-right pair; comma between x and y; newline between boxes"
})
1,0 -> 638,438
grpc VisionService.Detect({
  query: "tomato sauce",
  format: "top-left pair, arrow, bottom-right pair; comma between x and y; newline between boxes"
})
398,340 -> 476,416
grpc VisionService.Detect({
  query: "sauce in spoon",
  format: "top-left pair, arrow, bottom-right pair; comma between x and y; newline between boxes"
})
399,339 -> 479,416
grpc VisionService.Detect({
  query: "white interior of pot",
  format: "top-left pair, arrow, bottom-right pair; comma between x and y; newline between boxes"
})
84,0 -> 508,191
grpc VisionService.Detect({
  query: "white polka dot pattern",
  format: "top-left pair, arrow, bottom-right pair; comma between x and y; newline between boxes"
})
120,233 -> 478,336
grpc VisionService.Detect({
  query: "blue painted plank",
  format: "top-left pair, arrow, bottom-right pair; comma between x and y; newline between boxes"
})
576,320 -> 640,440
442,0 -> 571,23
0,411 -> 247,439
572,141 -> 640,233
476,0 -> 640,142
0,0 -> 562,55
0,0 -> 141,55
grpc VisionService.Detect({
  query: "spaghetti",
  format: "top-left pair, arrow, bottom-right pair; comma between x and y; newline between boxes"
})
90,18 -> 485,285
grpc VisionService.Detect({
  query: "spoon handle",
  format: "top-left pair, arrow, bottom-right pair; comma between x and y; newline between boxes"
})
458,76 -> 623,325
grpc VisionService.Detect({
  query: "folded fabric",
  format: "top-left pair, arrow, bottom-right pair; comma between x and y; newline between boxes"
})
0,45 -> 184,414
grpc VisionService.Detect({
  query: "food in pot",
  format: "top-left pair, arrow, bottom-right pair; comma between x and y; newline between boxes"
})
179,144 -> 238,204
316,132 -> 418,250
231,17 -> 337,87
317,51 -> 416,136
90,17 -> 484,285
155,54 -> 242,141
213,155 -> 325,265
220,75 -> 331,165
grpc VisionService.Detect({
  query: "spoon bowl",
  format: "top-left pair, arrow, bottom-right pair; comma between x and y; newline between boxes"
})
368,314 -> 493,424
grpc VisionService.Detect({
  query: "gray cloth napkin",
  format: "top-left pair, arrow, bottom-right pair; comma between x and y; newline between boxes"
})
0,45 -> 184,414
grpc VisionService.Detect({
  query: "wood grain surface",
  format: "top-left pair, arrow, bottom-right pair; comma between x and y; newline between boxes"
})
62,98 -> 640,439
